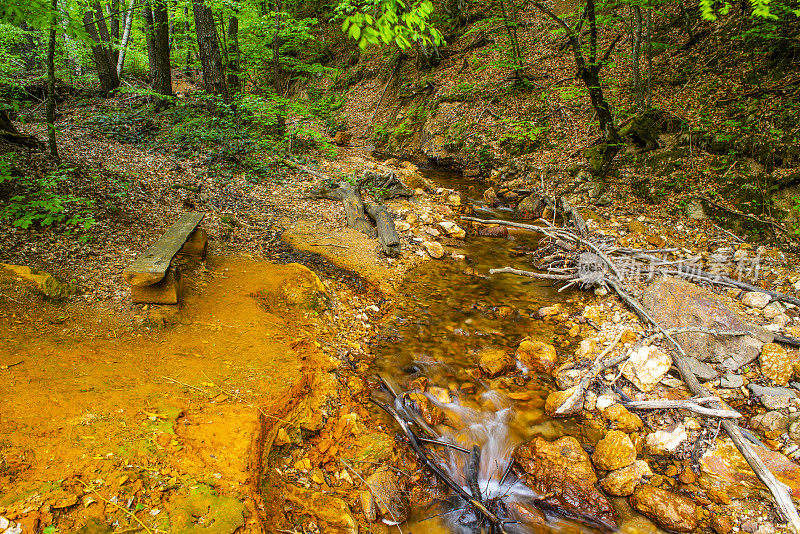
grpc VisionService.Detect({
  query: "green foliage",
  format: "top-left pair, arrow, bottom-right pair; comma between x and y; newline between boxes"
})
336,0 -> 442,50
0,153 -> 95,235
499,119 -> 549,155
439,82 -> 479,102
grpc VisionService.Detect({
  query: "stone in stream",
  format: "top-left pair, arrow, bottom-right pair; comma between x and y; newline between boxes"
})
361,467 -> 409,524
592,430 -> 637,471
629,485 -> 698,533
742,291 -> 771,309
645,423 -> 687,456
601,404 -> 643,433
699,438 -> 800,500
515,338 -> 558,374
621,345 -> 672,392
759,342 -> 794,385
477,347 -> 515,378
422,240 -> 445,259
641,276 -> 773,370
720,371 -> 744,388
513,436 -> 618,530
750,411 -> 789,438
747,383 -> 797,409
600,459 -> 653,496
684,356 -> 718,381
544,387 -> 582,416
514,194 -> 545,219
405,392 -> 445,425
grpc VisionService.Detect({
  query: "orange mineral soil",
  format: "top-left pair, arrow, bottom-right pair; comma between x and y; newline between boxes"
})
0,256 -> 337,533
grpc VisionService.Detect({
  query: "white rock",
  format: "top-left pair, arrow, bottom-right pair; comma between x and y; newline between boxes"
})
773,314 -> 790,329
646,424 -> 688,455
622,346 -> 672,392
763,302 -> 787,319
577,339 -> 596,359
439,220 -> 466,239
596,394 -> 616,411
742,291 -> 771,309
394,221 -> 411,232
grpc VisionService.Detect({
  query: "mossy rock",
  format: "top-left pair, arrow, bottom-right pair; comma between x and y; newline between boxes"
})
75,518 -> 113,534
169,484 -> 246,534
0,263 -> 79,300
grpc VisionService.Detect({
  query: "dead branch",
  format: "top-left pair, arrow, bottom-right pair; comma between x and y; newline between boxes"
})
622,397 -> 742,418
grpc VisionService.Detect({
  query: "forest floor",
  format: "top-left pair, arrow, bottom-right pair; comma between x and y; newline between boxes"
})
3,70 -> 800,533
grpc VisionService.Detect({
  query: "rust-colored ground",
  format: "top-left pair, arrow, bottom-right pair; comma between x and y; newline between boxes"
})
0,256 -> 335,532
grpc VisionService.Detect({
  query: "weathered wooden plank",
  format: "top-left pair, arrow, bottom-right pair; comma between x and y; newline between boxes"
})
124,212 -> 204,286
130,266 -> 182,304
177,228 -> 208,259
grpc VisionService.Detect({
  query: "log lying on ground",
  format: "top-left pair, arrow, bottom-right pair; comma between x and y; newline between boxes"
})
310,181 -> 376,237
365,202 -> 401,257
363,170 -> 415,200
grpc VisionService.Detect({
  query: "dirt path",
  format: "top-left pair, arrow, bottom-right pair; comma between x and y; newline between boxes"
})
0,255 -> 342,532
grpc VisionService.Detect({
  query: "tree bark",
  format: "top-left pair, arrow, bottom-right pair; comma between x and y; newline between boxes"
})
272,0 -> 285,132
83,4 -> 120,96
227,13 -> 240,93
46,0 -> 59,162
18,21 -> 41,70
183,6 -> 193,75
645,5 -> 653,108
116,0 -> 136,76
192,0 -> 228,102
632,4 -> 643,112
143,4 -> 157,81
110,0 -> 120,65
150,0 -> 173,95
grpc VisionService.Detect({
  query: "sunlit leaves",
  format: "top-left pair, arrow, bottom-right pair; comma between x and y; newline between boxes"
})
336,0 -> 442,50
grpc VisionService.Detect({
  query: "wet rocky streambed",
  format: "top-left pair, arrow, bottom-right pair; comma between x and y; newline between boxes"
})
362,165 -> 800,534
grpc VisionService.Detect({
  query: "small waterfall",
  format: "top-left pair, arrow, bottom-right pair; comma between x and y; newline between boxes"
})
422,392 -> 544,534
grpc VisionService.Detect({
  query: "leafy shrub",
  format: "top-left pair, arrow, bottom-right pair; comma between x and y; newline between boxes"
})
0,154 -> 95,235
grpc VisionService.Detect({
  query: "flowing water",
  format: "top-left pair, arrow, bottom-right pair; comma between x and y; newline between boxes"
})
372,166 -> 595,533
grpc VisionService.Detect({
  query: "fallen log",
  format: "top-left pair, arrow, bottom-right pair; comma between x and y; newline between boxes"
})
310,181 -> 376,238
365,202 -> 401,257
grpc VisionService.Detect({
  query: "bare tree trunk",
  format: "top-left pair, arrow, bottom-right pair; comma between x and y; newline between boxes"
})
150,0 -> 173,95
272,0 -> 285,132
116,0 -> 136,76
143,4 -> 157,81
47,0 -> 59,162
109,0 -> 120,65
227,12 -> 239,93
192,0 -> 228,102
83,4 -> 120,96
18,21 -> 41,70
646,5 -> 653,108
632,4 -> 643,112
183,6 -> 193,75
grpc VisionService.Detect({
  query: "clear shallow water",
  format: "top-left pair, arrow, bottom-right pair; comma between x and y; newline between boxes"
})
371,167 -> 594,533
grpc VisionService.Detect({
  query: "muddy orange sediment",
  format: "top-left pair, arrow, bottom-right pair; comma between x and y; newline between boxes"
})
0,256 -> 334,532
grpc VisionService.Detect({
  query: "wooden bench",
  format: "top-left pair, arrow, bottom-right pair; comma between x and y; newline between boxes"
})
123,212 -> 207,304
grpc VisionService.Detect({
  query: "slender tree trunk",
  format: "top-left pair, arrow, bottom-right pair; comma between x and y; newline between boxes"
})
83,5 -> 120,96
646,5 -> 653,108
143,4 -> 157,81
192,0 -> 228,102
227,13 -> 239,92
47,0 -> 59,162
632,4 -> 643,112
150,0 -> 173,95
116,0 -> 136,76
19,21 -> 41,70
183,6 -> 193,75
110,0 -> 120,65
272,0 -> 285,132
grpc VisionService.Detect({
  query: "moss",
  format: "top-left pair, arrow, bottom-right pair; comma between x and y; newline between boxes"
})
169,484 -> 246,534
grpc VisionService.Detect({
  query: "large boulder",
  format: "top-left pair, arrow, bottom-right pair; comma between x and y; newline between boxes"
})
641,276 -> 772,370
629,485 -> 698,533
513,436 -> 617,530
